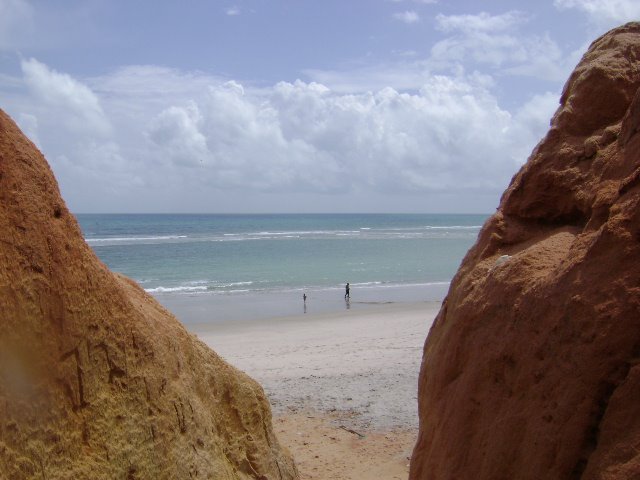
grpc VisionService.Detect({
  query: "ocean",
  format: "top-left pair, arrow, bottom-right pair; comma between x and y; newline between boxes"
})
77,213 -> 488,324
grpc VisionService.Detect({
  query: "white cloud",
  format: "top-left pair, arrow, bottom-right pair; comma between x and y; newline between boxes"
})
0,0 -> 34,50
304,61 -> 432,93
142,75 -> 555,195
148,103 -> 209,167
225,6 -> 241,16
435,11 -> 528,33
21,58 -> 111,136
0,3 -> 621,213
554,0 -> 640,29
503,33 -> 576,80
505,92 -> 559,161
393,11 -> 420,24
431,31 -> 566,76
6,58 -> 560,211
306,9 -> 581,93
429,12 -> 570,81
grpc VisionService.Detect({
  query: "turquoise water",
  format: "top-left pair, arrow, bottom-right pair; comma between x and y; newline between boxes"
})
77,214 -> 487,322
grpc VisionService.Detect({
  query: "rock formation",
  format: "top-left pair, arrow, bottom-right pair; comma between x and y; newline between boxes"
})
0,110 -> 296,478
410,23 -> 640,480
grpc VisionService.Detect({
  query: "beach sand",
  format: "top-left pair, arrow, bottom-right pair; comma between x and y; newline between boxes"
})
192,301 -> 439,479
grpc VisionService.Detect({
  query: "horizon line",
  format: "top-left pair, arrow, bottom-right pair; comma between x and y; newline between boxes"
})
72,211 -> 494,216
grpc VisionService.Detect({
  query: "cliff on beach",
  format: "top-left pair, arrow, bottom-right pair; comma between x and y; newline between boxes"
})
410,23 -> 640,480
0,110 -> 296,478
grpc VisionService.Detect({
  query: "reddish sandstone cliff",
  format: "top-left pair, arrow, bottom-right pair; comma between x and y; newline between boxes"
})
410,23 -> 640,480
0,110 -> 296,478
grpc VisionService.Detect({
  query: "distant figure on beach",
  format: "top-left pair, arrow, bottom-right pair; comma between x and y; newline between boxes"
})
303,293 -> 307,303
345,282 -> 350,299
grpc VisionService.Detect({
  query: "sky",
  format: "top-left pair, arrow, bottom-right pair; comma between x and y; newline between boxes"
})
1,0 -> 639,213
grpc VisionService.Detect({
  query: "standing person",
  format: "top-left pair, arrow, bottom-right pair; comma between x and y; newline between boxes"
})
344,282 -> 350,299
303,293 -> 307,303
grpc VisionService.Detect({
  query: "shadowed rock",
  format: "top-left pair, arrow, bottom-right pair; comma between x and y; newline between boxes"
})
0,109 -> 297,478
410,23 -> 640,480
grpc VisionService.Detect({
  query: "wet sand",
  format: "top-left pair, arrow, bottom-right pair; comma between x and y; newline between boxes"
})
155,282 -> 448,326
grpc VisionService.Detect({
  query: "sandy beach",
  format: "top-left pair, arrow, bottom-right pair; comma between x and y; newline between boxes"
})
192,301 -> 440,479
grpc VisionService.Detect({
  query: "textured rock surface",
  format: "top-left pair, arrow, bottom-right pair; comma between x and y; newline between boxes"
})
410,23 -> 640,480
0,110 -> 296,479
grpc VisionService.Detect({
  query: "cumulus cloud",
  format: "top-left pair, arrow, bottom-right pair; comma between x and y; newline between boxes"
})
393,11 -> 420,24
7,57 -> 560,211
148,103 -> 209,167
144,75 -> 556,195
21,58 -> 111,136
0,3 -> 620,212
554,0 -> 640,29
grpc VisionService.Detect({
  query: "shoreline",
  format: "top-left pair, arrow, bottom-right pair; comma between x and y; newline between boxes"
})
190,300 -> 440,479
155,281 -> 448,327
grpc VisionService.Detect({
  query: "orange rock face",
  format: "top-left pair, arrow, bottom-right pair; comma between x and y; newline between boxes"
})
410,23 -> 640,480
0,110 -> 297,478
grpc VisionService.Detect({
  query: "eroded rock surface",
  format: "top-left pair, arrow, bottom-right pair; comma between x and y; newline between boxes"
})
0,109 -> 296,478
410,23 -> 640,480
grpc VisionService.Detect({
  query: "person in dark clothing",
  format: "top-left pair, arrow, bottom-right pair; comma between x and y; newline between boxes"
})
344,282 -> 350,299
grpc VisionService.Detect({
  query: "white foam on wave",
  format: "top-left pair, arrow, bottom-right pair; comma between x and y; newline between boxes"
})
220,237 -> 262,241
147,280 -> 255,293
210,227 -> 481,241
216,281 -> 253,288
87,227 -> 479,247
87,235 -> 188,243
145,285 -> 207,293
146,280 -> 452,298
348,280 -> 450,289
423,225 -> 482,230
314,280 -> 451,291
366,226 -> 481,232
248,229 -> 360,237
